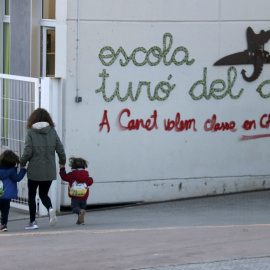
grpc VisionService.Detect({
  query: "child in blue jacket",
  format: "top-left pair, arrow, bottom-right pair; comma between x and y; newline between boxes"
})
0,150 -> 26,232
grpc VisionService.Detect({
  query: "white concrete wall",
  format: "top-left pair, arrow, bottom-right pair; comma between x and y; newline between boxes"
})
60,0 -> 270,205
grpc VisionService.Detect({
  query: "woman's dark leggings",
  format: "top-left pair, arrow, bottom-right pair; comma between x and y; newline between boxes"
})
28,179 -> 53,222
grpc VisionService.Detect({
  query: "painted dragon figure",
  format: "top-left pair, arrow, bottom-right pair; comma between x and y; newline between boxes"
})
214,27 -> 270,82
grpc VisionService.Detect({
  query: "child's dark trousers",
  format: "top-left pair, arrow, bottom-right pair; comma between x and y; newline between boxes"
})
71,198 -> 87,215
0,199 -> 11,225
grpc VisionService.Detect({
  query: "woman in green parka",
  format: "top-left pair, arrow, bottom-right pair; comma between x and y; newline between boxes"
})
20,108 -> 66,229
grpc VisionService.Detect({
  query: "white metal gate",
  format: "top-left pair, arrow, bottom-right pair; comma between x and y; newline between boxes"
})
0,74 -> 39,211
0,74 -> 62,214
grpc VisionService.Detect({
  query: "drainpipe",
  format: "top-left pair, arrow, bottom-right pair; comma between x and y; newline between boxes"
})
75,0 -> 82,102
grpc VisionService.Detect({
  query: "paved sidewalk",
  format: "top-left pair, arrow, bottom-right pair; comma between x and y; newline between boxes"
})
137,257 -> 270,270
4,189 -> 270,270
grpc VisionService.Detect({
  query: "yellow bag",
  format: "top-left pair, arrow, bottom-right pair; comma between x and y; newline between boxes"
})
69,181 -> 87,197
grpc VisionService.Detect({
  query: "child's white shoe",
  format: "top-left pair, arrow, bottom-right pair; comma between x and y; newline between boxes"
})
49,208 -> 57,227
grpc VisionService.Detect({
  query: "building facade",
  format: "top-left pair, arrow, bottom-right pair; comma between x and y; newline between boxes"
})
1,0 -> 270,209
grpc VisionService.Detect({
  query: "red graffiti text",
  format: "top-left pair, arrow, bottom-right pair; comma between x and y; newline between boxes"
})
242,119 -> 256,130
99,110 -> 110,132
204,114 -> 237,132
118,109 -> 158,131
260,114 -> 270,129
164,113 -> 197,132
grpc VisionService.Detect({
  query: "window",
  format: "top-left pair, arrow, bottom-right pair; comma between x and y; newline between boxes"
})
5,0 -> 10,16
45,28 -> 55,76
41,0 -> 56,77
42,0 -> 55,19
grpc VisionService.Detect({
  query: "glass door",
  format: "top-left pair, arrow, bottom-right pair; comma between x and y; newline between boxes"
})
42,27 -> 55,77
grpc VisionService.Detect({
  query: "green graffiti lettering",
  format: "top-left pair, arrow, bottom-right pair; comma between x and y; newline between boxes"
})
256,80 -> 270,98
227,66 -> 244,99
162,33 -> 174,66
189,67 -> 208,100
189,67 -> 244,100
209,79 -> 226,100
154,75 -> 176,101
99,46 -> 116,66
132,47 -> 148,66
147,46 -> 163,66
117,47 -> 133,66
95,69 -> 175,102
98,33 -> 195,67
